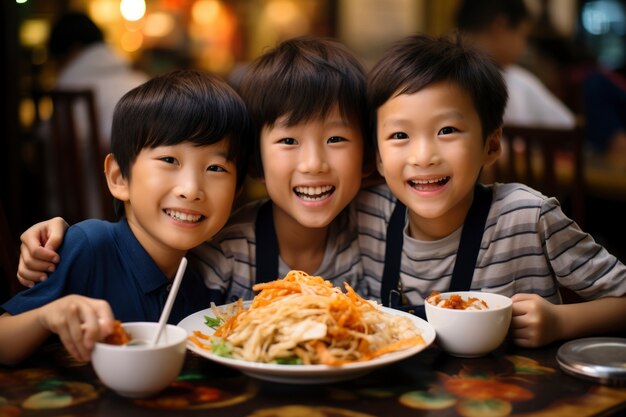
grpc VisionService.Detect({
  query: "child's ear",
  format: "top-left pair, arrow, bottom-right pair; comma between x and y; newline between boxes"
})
483,128 -> 502,167
104,153 -> 129,202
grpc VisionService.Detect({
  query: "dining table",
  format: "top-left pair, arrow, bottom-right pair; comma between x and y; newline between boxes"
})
1,334 -> 625,417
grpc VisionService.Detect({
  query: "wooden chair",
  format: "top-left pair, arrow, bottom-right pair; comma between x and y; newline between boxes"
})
482,124 -> 586,227
33,89 -> 114,224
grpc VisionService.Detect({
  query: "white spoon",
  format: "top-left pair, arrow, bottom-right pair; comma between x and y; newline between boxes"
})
150,257 -> 188,346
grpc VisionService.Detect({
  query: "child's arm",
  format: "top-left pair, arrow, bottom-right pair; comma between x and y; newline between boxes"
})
510,293 -> 626,347
0,295 -> 115,366
17,217 -> 69,287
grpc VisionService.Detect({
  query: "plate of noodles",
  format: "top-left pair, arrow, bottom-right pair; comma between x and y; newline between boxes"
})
178,271 -> 435,384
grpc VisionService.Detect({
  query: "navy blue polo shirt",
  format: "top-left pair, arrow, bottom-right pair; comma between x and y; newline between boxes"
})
2,218 -> 219,324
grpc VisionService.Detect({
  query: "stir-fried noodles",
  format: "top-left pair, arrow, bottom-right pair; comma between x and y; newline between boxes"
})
189,270 -> 425,366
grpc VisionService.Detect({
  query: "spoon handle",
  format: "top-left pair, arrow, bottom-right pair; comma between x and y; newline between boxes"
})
151,257 -> 187,346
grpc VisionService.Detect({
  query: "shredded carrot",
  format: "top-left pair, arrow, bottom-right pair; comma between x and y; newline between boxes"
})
195,270 -> 425,365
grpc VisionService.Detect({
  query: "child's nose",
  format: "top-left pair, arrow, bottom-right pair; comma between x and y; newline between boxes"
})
298,145 -> 329,174
407,137 -> 441,167
175,173 -> 205,201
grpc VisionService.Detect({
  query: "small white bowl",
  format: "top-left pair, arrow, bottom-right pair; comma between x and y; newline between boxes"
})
425,291 -> 512,358
91,322 -> 187,398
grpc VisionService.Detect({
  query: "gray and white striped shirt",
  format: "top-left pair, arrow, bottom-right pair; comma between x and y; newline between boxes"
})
190,199 -> 362,303
357,183 -> 626,306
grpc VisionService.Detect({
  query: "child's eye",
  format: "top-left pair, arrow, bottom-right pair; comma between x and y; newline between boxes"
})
327,136 -> 347,144
390,132 -> 408,140
207,165 -> 227,173
438,126 -> 458,135
278,137 -> 297,145
159,156 -> 178,164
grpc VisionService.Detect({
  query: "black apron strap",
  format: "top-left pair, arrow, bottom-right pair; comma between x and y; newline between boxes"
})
381,200 -> 406,307
254,200 -> 279,284
382,184 -> 493,316
449,184 -> 493,292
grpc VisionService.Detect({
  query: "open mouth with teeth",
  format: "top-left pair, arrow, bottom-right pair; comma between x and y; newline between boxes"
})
165,209 -> 204,223
293,185 -> 335,201
408,176 -> 450,191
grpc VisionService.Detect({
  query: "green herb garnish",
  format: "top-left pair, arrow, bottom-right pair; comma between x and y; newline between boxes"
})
210,338 -> 233,358
204,315 -> 223,329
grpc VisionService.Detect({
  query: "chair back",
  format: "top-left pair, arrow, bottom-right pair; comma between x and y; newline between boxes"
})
33,89 -> 114,224
482,124 -> 586,227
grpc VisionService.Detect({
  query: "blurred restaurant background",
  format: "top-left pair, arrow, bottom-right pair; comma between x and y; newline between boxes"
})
1,0 -> 626,290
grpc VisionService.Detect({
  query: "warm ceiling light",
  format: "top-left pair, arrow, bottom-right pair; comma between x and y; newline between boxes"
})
89,0 -> 119,25
19,19 -> 49,48
144,12 -> 175,37
265,0 -> 299,26
120,30 -> 143,52
120,0 -> 146,22
192,0 -> 221,25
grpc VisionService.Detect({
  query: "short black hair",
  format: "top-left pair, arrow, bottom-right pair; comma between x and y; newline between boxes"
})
237,36 -> 371,177
48,12 -> 104,58
367,34 -> 508,143
455,0 -> 530,33
111,69 -> 250,216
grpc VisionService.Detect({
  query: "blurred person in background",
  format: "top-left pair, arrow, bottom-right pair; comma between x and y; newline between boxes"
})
48,12 -> 149,147
583,69 -> 626,163
44,12 -> 149,218
455,0 -> 577,128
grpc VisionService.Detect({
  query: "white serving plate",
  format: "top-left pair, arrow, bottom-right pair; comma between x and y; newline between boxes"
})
178,302 -> 435,384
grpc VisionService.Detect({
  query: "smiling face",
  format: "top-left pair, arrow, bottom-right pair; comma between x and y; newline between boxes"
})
260,105 -> 364,230
112,139 -> 237,272
376,81 -> 501,241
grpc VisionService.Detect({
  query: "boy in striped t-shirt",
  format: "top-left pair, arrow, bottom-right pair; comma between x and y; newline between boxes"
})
359,34 -> 626,348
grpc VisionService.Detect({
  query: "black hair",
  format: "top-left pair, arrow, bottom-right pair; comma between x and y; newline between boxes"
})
455,0 -> 530,32
48,12 -> 104,58
237,36 -> 371,177
367,34 -> 508,144
110,69 -> 249,216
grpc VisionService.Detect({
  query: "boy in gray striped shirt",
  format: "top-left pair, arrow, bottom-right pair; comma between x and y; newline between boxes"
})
360,34 -> 626,348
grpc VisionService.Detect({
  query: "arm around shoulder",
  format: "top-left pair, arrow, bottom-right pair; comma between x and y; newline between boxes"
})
17,217 -> 70,286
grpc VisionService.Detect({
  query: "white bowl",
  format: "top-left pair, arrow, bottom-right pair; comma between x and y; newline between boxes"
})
424,291 -> 512,358
91,322 -> 187,398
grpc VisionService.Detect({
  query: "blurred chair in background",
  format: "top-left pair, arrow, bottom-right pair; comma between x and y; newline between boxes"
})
482,124 -> 585,227
33,88 -> 114,224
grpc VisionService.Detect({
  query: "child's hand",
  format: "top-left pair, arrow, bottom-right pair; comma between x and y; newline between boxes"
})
17,217 -> 69,287
510,293 -> 561,348
38,295 -> 115,362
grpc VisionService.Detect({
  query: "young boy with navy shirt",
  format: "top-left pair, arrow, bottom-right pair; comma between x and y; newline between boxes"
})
0,69 -> 249,365
16,38 -> 372,305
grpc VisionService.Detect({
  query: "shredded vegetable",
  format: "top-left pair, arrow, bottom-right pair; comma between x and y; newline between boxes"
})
189,270 -> 424,366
